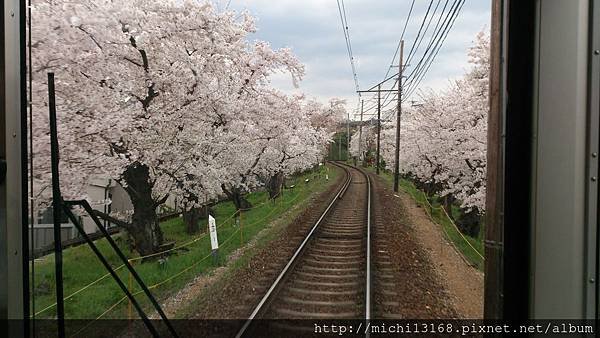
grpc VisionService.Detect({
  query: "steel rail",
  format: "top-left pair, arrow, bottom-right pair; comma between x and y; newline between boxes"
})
363,166 -> 372,322
235,162 -> 352,337
351,164 -> 373,335
236,162 -> 372,337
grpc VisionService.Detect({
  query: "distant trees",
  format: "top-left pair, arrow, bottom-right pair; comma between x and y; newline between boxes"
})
350,31 -> 489,233
30,0 -> 344,255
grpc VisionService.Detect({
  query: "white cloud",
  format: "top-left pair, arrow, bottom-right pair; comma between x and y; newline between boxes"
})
224,0 -> 491,113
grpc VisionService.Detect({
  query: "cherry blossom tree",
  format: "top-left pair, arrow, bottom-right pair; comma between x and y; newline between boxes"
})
217,94 -> 343,209
404,30 -> 488,217
353,30 -> 489,235
260,95 -> 338,199
29,0 -> 316,253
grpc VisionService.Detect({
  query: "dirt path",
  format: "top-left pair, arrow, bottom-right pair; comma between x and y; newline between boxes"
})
370,173 -> 484,318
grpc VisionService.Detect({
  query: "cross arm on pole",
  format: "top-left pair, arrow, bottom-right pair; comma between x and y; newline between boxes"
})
357,89 -> 397,93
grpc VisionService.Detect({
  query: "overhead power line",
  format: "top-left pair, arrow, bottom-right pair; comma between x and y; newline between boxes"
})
357,0 -> 464,120
403,0 -> 435,68
404,0 -> 444,69
337,0 -> 360,95
403,0 -> 465,100
382,0 -> 416,81
403,0 -> 461,88
360,0 -> 415,112
364,0 -> 432,118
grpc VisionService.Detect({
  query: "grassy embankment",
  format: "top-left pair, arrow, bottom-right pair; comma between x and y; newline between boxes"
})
30,164 -> 340,324
175,164 -> 344,318
364,166 -> 484,270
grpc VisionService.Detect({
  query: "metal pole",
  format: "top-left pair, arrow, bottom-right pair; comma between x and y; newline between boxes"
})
69,200 -> 175,336
48,73 -> 66,338
28,0 -> 36,331
376,84 -> 381,175
2,1 -> 28,335
60,204 -> 161,337
359,100 -> 363,164
393,40 -> 404,192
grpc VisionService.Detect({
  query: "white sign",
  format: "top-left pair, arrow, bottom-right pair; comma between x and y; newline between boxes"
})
208,215 -> 218,250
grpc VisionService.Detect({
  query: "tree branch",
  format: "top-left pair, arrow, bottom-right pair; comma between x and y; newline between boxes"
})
154,194 -> 170,208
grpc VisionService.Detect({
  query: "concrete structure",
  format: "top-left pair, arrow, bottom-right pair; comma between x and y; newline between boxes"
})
82,177 -> 131,233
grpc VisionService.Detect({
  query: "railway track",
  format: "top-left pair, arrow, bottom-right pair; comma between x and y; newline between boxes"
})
236,162 -> 374,336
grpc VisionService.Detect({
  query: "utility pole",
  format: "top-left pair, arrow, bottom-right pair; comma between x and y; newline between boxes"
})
393,40 -> 404,192
376,84 -> 381,174
359,100 -> 363,165
357,81 -> 396,173
346,110 -> 350,161
484,0 -> 502,320
338,132 -> 342,160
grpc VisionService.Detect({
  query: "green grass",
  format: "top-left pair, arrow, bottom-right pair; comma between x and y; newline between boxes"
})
29,164 -> 340,326
364,166 -> 484,270
174,166 -> 341,318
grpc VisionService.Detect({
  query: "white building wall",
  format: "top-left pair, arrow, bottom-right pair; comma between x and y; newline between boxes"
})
82,177 -> 134,233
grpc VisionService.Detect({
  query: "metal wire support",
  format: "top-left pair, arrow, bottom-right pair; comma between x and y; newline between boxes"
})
47,72 -> 178,338
65,200 -> 179,337
48,73 -> 66,338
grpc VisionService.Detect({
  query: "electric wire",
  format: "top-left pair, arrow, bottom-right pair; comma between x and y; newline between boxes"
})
403,0 -> 465,100
369,0 -> 461,113
363,0 -> 417,116
403,0 -> 461,87
403,0 -> 435,69
337,0 -> 360,94
384,0 -> 459,109
382,0 -> 416,81
403,0 -> 445,69
348,0 -> 463,123
404,1 -> 464,98
366,0 -> 437,113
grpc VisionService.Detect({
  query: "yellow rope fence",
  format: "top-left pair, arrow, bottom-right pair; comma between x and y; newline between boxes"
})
36,171 -> 323,321
416,189 -> 484,261
69,227 -> 243,337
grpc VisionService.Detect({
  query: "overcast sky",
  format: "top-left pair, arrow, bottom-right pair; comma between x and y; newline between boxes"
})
220,0 -> 491,117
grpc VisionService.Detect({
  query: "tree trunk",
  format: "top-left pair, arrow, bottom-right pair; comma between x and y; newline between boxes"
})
122,163 -> 164,257
182,205 -> 213,234
443,195 -> 455,219
457,209 -> 481,238
266,172 -> 284,200
183,206 -> 202,235
221,184 -> 252,210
